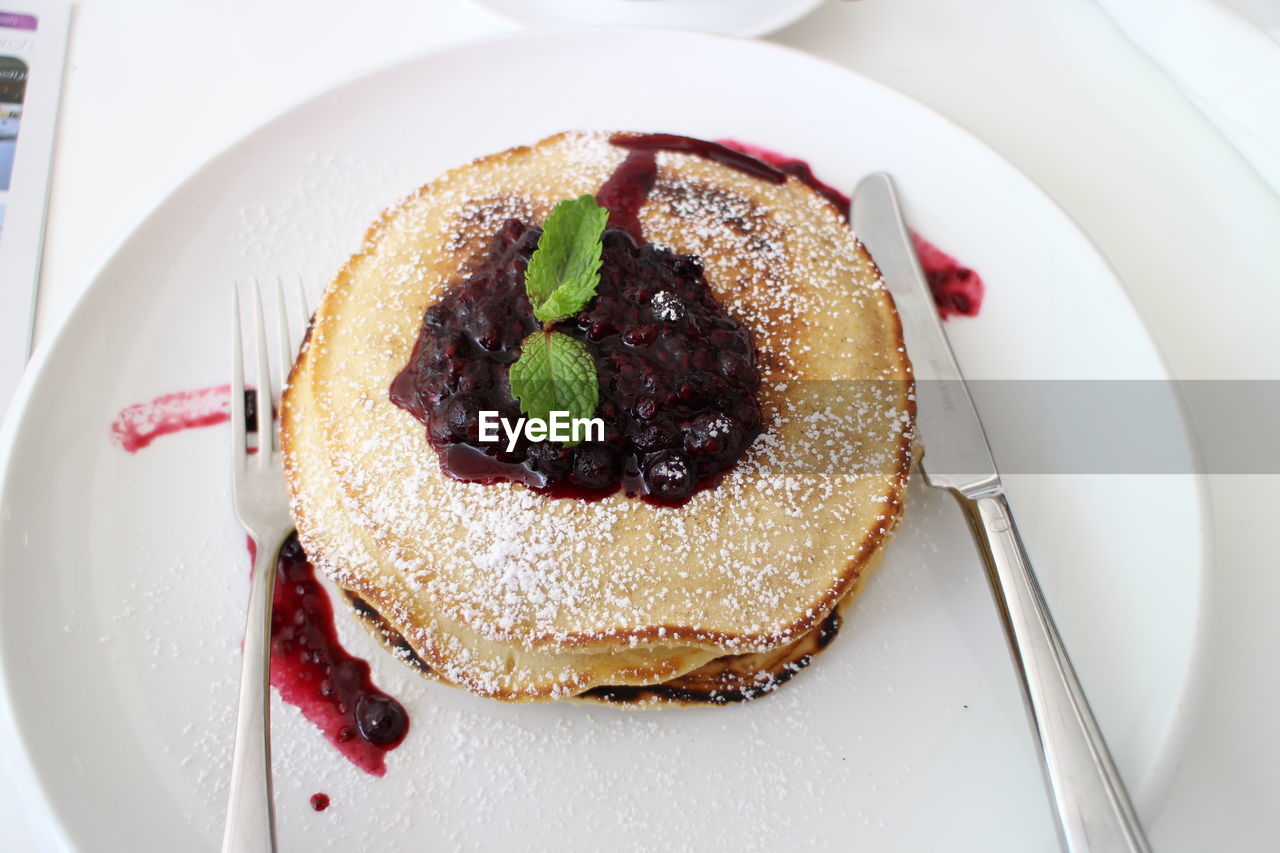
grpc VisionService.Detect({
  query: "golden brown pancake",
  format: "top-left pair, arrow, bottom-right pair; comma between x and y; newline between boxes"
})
281,131 -> 914,703
342,548 -> 886,707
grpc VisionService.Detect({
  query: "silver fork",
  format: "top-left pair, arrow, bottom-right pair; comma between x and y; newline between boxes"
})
223,279 -> 305,853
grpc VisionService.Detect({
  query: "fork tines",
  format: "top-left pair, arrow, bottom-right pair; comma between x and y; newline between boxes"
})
230,277 -> 309,475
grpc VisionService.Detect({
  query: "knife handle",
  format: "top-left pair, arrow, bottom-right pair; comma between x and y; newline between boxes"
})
958,492 -> 1152,853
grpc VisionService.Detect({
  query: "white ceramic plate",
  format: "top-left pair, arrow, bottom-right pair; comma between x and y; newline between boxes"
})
464,0 -> 825,37
0,30 -> 1207,852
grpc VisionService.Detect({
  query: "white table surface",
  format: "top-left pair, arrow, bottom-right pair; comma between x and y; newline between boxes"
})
6,0 -> 1279,849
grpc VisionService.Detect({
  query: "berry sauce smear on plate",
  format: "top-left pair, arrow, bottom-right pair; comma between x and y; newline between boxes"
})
108,389 -> 410,776
269,533 -> 409,776
109,385 -> 237,453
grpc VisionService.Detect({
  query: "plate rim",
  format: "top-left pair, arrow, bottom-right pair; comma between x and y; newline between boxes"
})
458,0 -> 829,39
0,26 -> 1214,848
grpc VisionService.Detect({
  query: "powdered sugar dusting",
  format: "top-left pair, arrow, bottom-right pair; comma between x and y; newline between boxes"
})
283,131 -> 914,701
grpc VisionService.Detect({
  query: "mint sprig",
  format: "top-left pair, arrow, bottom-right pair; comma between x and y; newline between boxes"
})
507,331 -> 599,442
524,195 -> 608,324
507,196 -> 607,442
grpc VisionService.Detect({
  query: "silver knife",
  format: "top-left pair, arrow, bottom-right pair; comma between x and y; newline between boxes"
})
852,173 -> 1151,853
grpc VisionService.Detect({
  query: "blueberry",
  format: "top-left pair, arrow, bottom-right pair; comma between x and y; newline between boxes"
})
643,450 -> 695,500
622,285 -> 654,306
673,255 -> 703,279
571,443 -> 620,489
499,218 -> 527,244
475,324 -> 502,351
633,421 -> 677,453
587,317 -> 616,341
457,363 -> 490,394
622,323 -> 659,347
718,351 -> 757,385
527,442 -> 573,480
633,396 -> 657,421
355,693 -> 408,746
684,412 -> 742,462
279,533 -> 305,562
424,305 -> 450,328
443,394 -> 483,442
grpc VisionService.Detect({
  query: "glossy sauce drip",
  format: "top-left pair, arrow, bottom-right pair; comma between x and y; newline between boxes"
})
715,139 -> 851,212
269,533 -> 409,776
599,133 -> 787,243
595,150 -> 657,242
610,133 -> 787,184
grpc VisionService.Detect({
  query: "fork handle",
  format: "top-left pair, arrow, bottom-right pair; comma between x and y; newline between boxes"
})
221,537 -> 280,853
958,492 -> 1151,852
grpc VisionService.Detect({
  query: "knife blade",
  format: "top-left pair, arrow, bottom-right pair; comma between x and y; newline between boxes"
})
851,173 -> 999,497
851,172 -> 1150,853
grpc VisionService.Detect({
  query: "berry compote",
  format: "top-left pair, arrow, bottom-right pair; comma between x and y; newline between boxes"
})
390,219 -> 763,503
271,533 -> 409,775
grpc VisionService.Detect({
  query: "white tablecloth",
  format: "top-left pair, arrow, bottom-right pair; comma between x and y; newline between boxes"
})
9,0 -> 1280,848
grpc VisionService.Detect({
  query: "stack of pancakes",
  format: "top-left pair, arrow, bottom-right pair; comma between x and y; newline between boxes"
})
281,131 -> 914,705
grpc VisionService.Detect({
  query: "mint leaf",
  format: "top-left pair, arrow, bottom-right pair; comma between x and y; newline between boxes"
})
507,331 -> 599,445
525,195 -> 608,324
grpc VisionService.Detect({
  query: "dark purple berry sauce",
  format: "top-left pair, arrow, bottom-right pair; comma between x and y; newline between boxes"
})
611,133 -> 787,185
270,533 -> 409,776
390,218 -> 763,504
599,133 -> 786,243
596,150 -> 658,242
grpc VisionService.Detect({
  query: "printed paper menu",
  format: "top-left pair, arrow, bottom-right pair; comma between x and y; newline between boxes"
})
0,3 -> 68,409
